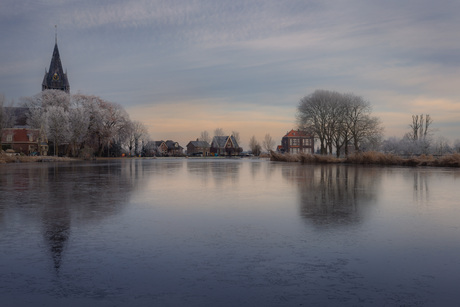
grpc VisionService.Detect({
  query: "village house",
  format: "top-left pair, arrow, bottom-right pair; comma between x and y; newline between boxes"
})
186,139 -> 211,156
280,129 -> 314,154
165,140 -> 184,156
210,135 -> 242,156
1,127 -> 48,155
151,141 -> 168,156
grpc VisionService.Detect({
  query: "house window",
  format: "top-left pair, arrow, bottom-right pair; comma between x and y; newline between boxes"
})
290,138 -> 299,146
28,134 -> 34,142
7,135 -> 12,142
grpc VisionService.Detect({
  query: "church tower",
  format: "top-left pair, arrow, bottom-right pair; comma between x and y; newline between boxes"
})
42,30 -> 70,93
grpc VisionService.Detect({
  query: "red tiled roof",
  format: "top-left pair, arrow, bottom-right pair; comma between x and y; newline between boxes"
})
284,129 -> 309,138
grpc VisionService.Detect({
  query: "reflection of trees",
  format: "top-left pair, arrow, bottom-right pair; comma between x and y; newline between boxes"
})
186,159 -> 241,187
283,165 -> 381,226
412,170 -> 429,203
250,160 -> 262,178
0,161 -> 143,273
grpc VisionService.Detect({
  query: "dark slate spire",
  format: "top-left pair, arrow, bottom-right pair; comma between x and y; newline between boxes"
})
42,31 -> 70,93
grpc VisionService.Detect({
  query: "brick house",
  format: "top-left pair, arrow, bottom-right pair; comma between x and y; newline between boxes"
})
165,140 -> 184,156
151,141 -> 168,156
280,129 -> 314,154
186,139 -> 211,156
1,127 -> 48,155
210,135 -> 242,156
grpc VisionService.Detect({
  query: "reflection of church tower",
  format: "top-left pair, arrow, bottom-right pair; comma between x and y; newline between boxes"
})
43,214 -> 71,273
42,30 -> 70,93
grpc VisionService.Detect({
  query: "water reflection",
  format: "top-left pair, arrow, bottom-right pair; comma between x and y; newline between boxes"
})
0,161 -> 144,272
186,159 -> 242,186
283,165 -> 382,226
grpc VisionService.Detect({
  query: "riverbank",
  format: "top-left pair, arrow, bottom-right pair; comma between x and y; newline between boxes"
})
270,151 -> 460,167
0,152 -> 77,164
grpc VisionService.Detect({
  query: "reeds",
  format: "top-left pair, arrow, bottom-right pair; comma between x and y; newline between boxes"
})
0,152 -> 75,163
344,151 -> 403,165
270,151 -> 460,167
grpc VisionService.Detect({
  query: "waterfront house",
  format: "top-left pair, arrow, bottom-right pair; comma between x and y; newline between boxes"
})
165,140 -> 184,156
1,127 -> 48,155
210,135 -> 242,156
280,129 -> 314,154
186,139 -> 211,156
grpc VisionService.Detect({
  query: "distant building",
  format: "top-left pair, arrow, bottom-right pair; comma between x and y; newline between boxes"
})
280,129 -> 314,154
165,140 -> 184,156
151,141 -> 168,156
186,139 -> 211,156
1,127 -> 48,155
42,35 -> 70,93
210,135 -> 242,156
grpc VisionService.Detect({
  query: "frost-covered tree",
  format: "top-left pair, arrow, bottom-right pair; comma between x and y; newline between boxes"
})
130,120 -> 148,156
40,89 -> 71,111
67,96 -> 90,157
199,130 -> 211,143
214,128 -> 225,137
21,92 -> 148,157
453,139 -> 460,153
47,105 -> 70,156
232,131 -> 241,146
432,136 -> 452,155
262,133 -> 275,152
249,135 -> 261,156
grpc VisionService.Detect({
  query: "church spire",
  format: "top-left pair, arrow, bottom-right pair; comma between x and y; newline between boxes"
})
42,28 -> 70,93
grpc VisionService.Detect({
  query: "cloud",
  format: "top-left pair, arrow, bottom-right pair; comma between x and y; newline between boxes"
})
1,0 -> 460,144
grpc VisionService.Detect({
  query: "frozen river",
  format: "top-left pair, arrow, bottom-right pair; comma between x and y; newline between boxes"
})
1,158 -> 460,306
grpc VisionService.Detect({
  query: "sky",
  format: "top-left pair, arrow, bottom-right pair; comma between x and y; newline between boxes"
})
1,0 -> 460,149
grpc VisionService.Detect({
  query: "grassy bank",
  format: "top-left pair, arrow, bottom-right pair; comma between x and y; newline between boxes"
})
0,152 -> 76,164
270,151 -> 460,167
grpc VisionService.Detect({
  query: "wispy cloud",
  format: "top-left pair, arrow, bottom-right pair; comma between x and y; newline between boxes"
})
1,0 -> 460,144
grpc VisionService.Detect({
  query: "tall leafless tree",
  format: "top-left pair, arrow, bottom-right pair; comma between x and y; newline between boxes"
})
199,130 -> 211,143
297,90 -> 383,156
214,128 -> 225,137
249,135 -> 261,156
262,133 -> 275,152
232,130 -> 241,146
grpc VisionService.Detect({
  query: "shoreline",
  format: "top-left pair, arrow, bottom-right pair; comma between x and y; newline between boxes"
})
270,151 -> 460,168
2,151 -> 459,167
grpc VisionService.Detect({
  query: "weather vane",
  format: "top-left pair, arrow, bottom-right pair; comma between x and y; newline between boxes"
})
55,25 -> 57,44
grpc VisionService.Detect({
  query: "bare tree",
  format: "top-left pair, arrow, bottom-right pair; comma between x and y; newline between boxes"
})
232,130 -> 241,145
46,105 -> 70,156
433,136 -> 451,155
67,104 -> 90,157
262,134 -> 275,152
405,114 -> 433,154
20,91 -> 150,157
40,89 -> 71,111
131,120 -> 148,156
249,135 -> 261,156
297,90 -> 342,155
214,128 -> 225,137
297,90 -> 383,156
453,139 -> 460,153
408,114 -> 432,141
199,130 -> 211,143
